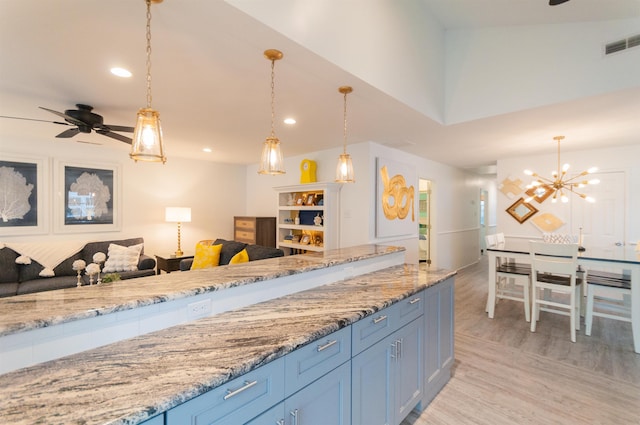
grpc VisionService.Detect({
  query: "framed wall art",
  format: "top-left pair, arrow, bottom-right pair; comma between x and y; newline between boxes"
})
0,154 -> 49,236
54,160 -> 121,233
506,197 -> 538,224
375,157 -> 417,238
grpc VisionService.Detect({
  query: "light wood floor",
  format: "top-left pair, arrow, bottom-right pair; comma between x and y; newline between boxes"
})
401,255 -> 640,425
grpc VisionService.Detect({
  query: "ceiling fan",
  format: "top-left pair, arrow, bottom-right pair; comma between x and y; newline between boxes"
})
0,104 -> 134,144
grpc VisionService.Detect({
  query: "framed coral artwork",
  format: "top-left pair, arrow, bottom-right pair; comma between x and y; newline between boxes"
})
0,154 -> 49,236
53,160 -> 121,233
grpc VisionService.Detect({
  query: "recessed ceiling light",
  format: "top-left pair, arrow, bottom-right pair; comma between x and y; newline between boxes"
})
202,147 -> 212,153
284,118 -> 296,125
110,67 -> 132,78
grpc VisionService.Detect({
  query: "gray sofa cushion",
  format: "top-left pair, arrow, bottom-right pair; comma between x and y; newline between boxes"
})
214,239 -> 247,265
0,282 -> 18,297
0,247 -> 19,284
245,244 -> 284,261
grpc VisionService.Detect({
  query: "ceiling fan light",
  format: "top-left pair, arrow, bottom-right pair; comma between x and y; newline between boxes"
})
258,136 -> 285,175
130,108 -> 166,163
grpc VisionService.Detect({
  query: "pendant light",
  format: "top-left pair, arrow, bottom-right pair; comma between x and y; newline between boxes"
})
130,0 -> 166,164
335,86 -> 355,183
524,136 -> 599,203
258,49 -> 285,175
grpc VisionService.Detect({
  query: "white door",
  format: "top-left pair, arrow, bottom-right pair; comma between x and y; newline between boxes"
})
570,171 -> 625,247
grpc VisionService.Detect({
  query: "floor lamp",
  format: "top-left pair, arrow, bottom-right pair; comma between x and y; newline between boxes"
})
165,207 -> 191,257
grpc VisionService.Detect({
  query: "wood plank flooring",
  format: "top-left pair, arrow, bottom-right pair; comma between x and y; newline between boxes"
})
401,255 -> 640,425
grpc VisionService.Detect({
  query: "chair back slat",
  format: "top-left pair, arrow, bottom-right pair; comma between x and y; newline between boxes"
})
529,241 -> 579,284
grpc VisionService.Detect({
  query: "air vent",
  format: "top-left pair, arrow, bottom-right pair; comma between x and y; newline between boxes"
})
605,33 -> 640,55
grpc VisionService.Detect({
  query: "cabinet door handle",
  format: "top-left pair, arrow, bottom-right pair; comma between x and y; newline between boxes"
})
373,315 -> 388,324
397,338 -> 403,359
223,380 -> 258,400
290,408 -> 299,425
409,297 -> 421,305
317,339 -> 338,352
276,420 -> 285,425
390,341 -> 397,361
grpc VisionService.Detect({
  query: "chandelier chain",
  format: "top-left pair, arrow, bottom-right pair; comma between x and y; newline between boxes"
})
145,0 -> 153,108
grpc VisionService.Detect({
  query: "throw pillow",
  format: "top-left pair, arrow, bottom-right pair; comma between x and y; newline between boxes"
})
229,248 -> 249,264
102,243 -> 143,273
213,239 -> 247,265
191,243 -> 222,270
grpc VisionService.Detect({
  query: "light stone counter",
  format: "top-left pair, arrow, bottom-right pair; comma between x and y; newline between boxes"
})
0,261 -> 455,425
0,244 -> 402,338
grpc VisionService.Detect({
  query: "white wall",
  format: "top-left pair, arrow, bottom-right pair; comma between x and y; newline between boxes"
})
497,144 -> 640,244
0,139 -> 247,256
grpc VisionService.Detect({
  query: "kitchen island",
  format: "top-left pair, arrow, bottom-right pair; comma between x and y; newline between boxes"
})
0,245 -> 456,425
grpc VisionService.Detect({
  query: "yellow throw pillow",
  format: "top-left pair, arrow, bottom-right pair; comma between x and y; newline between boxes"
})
190,243 -> 222,270
229,248 -> 249,264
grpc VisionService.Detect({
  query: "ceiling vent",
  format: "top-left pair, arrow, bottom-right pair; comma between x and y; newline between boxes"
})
605,34 -> 640,55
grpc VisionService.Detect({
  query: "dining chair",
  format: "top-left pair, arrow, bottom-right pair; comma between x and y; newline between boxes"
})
485,234 -> 497,248
529,241 -> 582,342
495,232 -> 506,245
584,270 -> 631,338
494,259 -> 532,322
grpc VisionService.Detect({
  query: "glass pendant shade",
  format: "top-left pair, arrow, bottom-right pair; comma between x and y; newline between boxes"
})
130,108 -> 166,163
259,136 -> 285,174
336,153 -> 355,183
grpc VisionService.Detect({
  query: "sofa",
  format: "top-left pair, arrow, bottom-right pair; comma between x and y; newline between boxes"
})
0,237 -> 156,297
179,238 -> 284,271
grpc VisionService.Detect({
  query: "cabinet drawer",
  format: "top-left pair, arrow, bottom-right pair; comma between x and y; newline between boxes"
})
397,291 -> 424,328
235,230 -> 255,242
235,219 -> 256,230
351,303 -> 398,355
166,357 -> 284,425
285,326 -> 351,397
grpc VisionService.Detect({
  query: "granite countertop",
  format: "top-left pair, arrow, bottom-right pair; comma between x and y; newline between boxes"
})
0,244 -> 403,337
0,263 -> 455,425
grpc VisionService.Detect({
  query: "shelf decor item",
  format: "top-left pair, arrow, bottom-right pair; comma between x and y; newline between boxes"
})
72,259 -> 86,287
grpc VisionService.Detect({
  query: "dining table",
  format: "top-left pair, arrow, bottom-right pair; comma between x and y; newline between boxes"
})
486,240 -> 639,354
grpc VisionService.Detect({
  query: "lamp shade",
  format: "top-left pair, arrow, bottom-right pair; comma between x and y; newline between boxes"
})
130,108 -> 166,163
165,207 -> 191,223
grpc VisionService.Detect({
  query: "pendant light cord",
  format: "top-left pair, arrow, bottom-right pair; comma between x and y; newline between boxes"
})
270,59 -> 276,138
145,0 -> 153,109
342,91 -> 348,155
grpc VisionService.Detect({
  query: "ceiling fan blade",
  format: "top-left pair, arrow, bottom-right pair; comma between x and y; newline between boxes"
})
103,124 -> 135,133
56,128 -> 80,138
98,130 -> 132,144
0,115 -> 71,126
549,0 -> 570,5
39,106 -> 85,127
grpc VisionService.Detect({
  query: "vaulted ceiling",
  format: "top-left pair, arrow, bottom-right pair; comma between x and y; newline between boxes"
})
1,0 -> 638,173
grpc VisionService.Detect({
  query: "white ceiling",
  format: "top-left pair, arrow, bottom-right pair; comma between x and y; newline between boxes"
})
1,0 -> 639,172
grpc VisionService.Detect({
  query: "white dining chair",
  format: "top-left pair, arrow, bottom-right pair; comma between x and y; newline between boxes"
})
495,232 -> 506,245
485,234 -> 497,248
494,260 -> 532,322
529,241 -> 582,342
585,270 -> 632,338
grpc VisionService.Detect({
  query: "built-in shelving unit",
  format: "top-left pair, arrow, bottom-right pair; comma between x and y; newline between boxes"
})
274,183 -> 341,254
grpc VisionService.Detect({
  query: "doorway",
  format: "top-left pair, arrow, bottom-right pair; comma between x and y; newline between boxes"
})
418,179 -> 431,265
480,189 -> 488,254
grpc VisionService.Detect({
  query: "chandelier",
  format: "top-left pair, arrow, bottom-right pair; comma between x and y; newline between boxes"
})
335,86 -> 355,183
130,0 -> 166,164
258,49 -> 285,175
524,136 -> 599,203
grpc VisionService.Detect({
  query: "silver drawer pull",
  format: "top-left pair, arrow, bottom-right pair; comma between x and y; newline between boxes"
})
409,297 -> 421,305
372,315 -> 388,324
223,380 -> 258,400
317,339 -> 338,352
